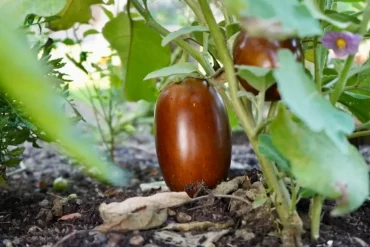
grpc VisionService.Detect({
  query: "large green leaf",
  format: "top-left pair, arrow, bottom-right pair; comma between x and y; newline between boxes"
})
339,92 -> 370,123
338,60 -> 370,123
258,134 -> 290,173
102,13 -> 171,102
270,104 -> 369,216
0,0 -> 67,27
0,11 -> 131,186
273,49 -> 355,153
47,0 -> 103,31
223,0 -> 322,38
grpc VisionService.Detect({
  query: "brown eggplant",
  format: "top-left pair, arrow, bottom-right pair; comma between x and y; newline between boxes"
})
154,77 -> 232,197
233,30 -> 304,101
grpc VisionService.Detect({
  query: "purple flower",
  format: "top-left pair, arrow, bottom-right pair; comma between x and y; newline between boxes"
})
321,31 -> 362,57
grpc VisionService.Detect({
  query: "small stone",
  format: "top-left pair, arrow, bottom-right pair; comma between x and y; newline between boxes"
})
143,245 -> 160,247
39,199 -> 49,208
168,209 -> 176,216
235,229 -> 255,241
76,199 -> 83,205
12,238 -> 20,245
245,191 -> 256,201
204,243 -> 215,247
129,235 -> 144,246
175,212 -> 192,223
31,236 -> 38,242
46,211 -> 53,222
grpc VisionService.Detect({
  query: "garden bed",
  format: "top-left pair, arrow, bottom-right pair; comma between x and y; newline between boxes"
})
0,132 -> 369,247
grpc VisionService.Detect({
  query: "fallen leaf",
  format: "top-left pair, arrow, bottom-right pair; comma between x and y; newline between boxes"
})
59,212 -> 82,221
96,192 -> 191,232
163,221 -> 234,231
153,230 -> 230,247
213,176 -> 250,195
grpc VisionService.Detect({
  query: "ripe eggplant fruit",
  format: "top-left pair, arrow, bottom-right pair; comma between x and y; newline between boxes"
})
233,31 -> 304,101
154,77 -> 232,197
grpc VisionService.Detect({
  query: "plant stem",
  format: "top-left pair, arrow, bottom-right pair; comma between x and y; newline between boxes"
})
329,55 -> 355,104
198,0 -> 255,137
314,37 -> 322,93
131,0 -> 214,75
330,0 -> 370,104
348,130 -> 370,139
198,0 -> 300,234
310,194 -> 324,240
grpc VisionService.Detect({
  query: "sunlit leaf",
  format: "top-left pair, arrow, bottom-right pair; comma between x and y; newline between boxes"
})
161,26 -> 209,46
102,13 -> 171,102
270,104 -> 369,216
48,0 -> 103,31
83,29 -> 100,37
273,49 -> 355,153
144,62 -> 199,80
0,12 -> 132,186
0,0 -> 67,27
223,0 -> 322,38
235,65 -> 275,91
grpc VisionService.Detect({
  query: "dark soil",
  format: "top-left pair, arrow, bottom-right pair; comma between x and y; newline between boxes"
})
0,131 -> 369,247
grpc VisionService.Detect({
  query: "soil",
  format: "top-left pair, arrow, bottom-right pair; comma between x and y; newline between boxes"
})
0,131 -> 369,247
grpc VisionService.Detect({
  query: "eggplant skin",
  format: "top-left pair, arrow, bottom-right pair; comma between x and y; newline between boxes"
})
154,77 -> 232,197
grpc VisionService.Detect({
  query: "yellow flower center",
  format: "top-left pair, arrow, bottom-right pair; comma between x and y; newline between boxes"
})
336,38 -> 346,50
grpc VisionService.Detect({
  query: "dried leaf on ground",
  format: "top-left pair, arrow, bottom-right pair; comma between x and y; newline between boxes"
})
213,176 -> 250,195
163,221 -> 234,231
139,181 -> 169,192
96,192 -> 191,232
154,230 -> 231,247
229,181 -> 276,231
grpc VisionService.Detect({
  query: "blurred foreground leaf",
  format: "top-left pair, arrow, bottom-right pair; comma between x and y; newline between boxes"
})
270,104 -> 369,216
0,12 -> 132,186
273,49 -> 355,153
0,0 -> 67,27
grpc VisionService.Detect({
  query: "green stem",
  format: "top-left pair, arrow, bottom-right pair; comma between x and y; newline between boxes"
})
348,130 -> 370,139
310,194 -> 324,240
330,0 -> 370,104
198,0 -> 255,137
289,180 -> 300,215
314,37 -> 322,93
131,0 -> 214,75
198,0 -> 299,231
267,101 -> 278,119
329,55 -> 355,104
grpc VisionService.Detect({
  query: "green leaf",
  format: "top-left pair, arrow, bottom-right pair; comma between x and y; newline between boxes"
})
161,26 -> 209,46
101,5 -> 114,19
0,116 -> 9,130
269,104 -> 369,216
144,62 -> 199,80
8,147 -> 26,156
0,0 -> 67,27
224,0 -> 322,38
236,65 -> 276,92
2,158 -> 22,167
0,11 -> 132,186
298,188 -> 317,198
273,49 -> 355,153
324,9 -> 361,25
83,29 -> 100,37
47,0 -> 103,31
304,0 -> 353,28
102,13 -> 171,102
339,92 -> 370,123
258,134 -> 290,173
